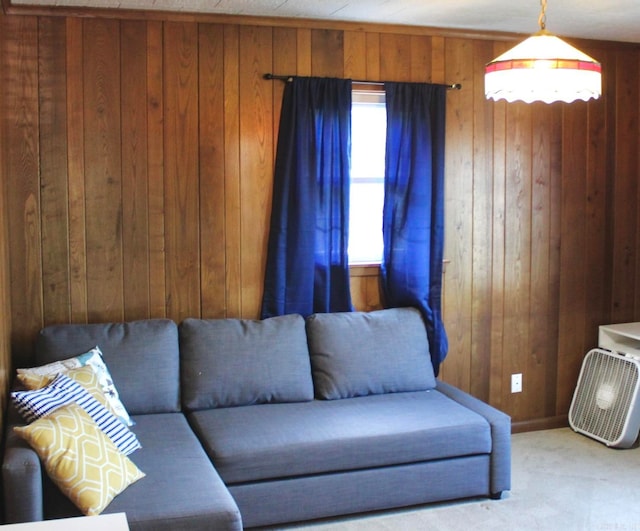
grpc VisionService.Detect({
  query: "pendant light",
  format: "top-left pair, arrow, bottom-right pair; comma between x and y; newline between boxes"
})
485,0 -> 602,104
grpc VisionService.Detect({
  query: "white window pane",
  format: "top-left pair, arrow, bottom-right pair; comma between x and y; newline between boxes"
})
349,92 -> 386,265
349,181 -> 384,264
351,103 -> 386,179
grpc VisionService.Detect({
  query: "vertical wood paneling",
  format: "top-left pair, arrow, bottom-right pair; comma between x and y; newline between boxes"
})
121,20 -> 150,321
66,17 -> 88,324
488,41 -> 509,411
431,36 -> 445,84
146,20 -> 166,319
545,104 -> 562,418
83,19 -> 123,323
470,40 -> 494,402
2,13 -> 640,427
557,103 -> 589,414
489,97 -> 507,410
272,27 -> 297,153
365,33 -> 380,80
410,35 -> 431,82
530,103 -> 556,419
39,17 -> 70,326
0,11 -> 14,431
343,30 -> 367,79
199,23 -> 227,318
223,25 -> 242,317
296,29 -> 312,76
163,22 -> 200,321
611,50 -> 639,323
584,60 -> 609,348
5,16 -> 42,366
380,34 -> 411,80
503,102 -> 533,421
239,26 -> 273,317
442,38 -> 474,390
350,267 -> 381,312
311,29 -> 343,77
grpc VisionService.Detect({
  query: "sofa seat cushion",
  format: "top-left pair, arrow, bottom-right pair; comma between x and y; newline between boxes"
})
188,390 -> 491,485
43,413 -> 242,531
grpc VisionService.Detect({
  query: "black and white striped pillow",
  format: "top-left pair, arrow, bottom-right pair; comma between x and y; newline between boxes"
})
11,373 -> 141,456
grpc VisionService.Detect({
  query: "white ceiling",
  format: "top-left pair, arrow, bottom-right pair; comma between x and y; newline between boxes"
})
8,0 -> 640,44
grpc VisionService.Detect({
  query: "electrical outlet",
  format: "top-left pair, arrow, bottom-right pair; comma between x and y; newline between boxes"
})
511,373 -> 522,393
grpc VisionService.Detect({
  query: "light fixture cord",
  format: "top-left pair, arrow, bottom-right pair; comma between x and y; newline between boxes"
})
538,0 -> 547,30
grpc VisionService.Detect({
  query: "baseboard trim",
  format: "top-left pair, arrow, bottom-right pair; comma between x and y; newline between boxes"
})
511,415 -> 569,434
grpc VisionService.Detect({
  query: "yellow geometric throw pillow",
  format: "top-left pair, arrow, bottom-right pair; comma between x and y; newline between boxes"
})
13,403 -> 145,516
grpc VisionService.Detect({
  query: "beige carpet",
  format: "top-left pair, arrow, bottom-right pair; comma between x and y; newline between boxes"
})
265,428 -> 640,531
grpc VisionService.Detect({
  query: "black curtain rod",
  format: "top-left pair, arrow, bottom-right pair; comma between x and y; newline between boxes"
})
263,73 -> 462,91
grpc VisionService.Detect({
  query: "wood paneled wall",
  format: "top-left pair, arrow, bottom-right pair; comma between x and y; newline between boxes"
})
1,10 -> 640,428
0,10 -> 11,433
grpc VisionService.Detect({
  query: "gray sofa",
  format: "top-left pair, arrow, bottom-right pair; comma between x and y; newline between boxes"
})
2,307 -> 511,529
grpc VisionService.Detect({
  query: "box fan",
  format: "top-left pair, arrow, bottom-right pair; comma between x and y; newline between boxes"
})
569,348 -> 640,448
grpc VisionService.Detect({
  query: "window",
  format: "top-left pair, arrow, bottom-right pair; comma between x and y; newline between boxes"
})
349,87 -> 386,265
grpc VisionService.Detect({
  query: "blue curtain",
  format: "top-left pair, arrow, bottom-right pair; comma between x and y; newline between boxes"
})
381,82 -> 448,375
261,77 -> 353,318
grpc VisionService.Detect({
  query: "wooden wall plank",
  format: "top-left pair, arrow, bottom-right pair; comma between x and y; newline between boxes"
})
163,21 -> 200,321
442,38 -> 474,390
488,40 -> 513,410
469,39 -> 494,402
39,17 -> 71,326
66,17 -> 88,324
503,102 -> 533,421
557,103 -> 589,414
239,25 -> 273,317
583,65 -> 609,347
410,35 -> 431,82
545,104 -> 562,418
146,20 -> 166,319
199,23 -> 227,318
530,103 -> 554,419
272,27 -> 297,157
223,24 -> 241,317
431,36 -> 445,84
83,18 -> 123,323
379,33 -> 411,80
5,16 -> 43,366
365,32 -> 380,80
121,20 -> 150,321
610,50 -> 639,323
296,28 -> 312,76
0,11 -> 15,431
489,98 -> 507,409
343,30 -> 367,80
350,267 -> 381,312
311,29 -> 344,77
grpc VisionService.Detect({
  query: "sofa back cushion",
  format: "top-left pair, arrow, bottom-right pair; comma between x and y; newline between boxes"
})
180,314 -> 314,411
35,319 -> 180,415
306,307 -> 436,400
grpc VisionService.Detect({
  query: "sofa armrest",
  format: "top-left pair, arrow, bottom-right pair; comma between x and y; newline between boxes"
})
2,405 -> 44,523
435,380 -> 511,497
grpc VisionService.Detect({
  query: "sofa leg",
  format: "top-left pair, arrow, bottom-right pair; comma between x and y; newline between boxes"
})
489,491 -> 503,500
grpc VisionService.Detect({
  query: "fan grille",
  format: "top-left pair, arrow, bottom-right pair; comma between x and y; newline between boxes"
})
569,348 -> 640,445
